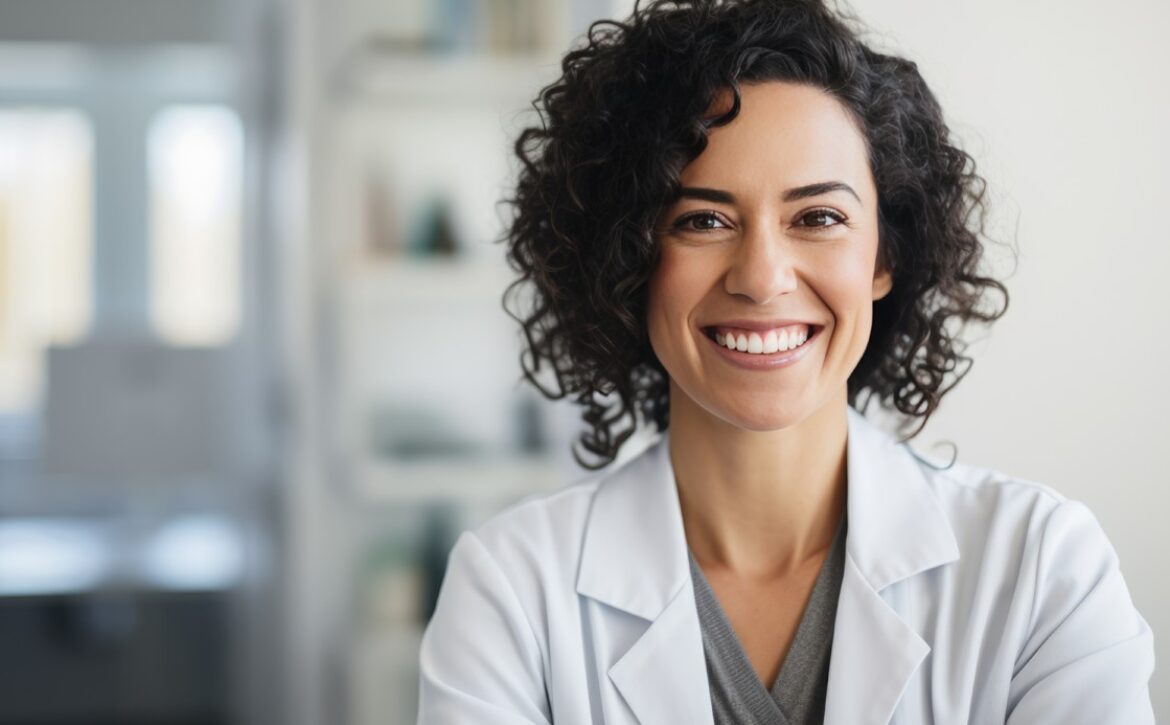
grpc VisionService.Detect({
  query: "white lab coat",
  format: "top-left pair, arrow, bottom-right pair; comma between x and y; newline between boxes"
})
417,406 -> 1156,724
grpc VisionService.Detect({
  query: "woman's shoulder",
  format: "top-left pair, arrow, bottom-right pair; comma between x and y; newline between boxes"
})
466,472 -> 604,558
462,437 -> 663,558
904,440 -> 1074,522
899,440 -> 1125,584
854,410 -> 1096,550
448,464 -> 616,600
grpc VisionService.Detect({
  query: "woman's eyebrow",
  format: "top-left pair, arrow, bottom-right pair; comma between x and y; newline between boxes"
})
675,181 -> 861,204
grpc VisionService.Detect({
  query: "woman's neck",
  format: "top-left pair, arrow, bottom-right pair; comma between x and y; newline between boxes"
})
670,387 -> 848,581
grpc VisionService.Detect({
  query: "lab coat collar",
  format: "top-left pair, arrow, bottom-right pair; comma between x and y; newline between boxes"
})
575,405 -> 961,725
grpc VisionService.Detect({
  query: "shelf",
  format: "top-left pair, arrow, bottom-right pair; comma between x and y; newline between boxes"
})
352,453 -> 565,505
337,253 -> 520,306
330,52 -> 565,108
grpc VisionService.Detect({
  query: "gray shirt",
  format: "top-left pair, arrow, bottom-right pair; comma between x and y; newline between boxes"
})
688,511 -> 847,725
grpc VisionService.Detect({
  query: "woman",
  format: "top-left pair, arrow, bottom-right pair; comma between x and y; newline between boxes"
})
416,0 -> 1156,723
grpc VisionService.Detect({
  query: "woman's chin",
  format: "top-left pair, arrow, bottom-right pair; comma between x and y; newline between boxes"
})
706,401 -> 812,433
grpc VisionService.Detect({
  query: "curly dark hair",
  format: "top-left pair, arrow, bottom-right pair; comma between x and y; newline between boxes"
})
498,0 -> 1013,471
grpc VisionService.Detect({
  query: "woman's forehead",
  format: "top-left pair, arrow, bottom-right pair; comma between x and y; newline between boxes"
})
684,82 -> 873,202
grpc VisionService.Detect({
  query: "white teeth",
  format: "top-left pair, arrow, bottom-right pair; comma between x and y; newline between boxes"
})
763,330 -> 778,354
715,327 -> 811,355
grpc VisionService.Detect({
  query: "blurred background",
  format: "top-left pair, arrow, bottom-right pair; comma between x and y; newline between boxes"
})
0,0 -> 1164,723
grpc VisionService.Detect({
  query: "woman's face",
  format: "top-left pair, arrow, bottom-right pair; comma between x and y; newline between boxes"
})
647,80 -> 892,431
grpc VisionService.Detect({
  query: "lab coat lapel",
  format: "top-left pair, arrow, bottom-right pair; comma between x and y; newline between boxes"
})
822,407 -> 960,724
576,435 -> 713,725
607,583 -> 710,725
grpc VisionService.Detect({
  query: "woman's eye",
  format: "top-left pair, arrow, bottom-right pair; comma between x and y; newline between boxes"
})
673,211 -> 728,232
796,208 -> 847,230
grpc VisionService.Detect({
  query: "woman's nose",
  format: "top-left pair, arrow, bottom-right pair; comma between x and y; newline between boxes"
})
723,221 -> 798,304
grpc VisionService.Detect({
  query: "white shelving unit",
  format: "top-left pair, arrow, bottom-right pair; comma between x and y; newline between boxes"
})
285,2 -> 617,724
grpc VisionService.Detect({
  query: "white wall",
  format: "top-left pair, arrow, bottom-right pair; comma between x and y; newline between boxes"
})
604,0 -> 1170,714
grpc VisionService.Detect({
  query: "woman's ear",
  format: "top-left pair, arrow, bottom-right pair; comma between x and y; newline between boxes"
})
872,262 -> 893,301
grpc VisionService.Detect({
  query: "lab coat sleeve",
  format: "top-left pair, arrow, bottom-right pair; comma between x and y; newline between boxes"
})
417,530 -> 552,725
1006,499 -> 1156,724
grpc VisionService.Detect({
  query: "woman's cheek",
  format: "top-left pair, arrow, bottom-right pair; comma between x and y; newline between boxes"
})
647,249 -> 710,361
650,249 -> 702,314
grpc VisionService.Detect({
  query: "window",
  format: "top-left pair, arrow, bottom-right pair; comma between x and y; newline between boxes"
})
147,105 -> 243,346
0,108 -> 93,416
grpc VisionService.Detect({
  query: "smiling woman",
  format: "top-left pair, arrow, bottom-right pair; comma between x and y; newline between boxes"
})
417,0 -> 1156,723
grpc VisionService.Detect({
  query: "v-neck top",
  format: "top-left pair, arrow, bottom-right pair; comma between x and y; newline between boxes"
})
687,511 -> 847,725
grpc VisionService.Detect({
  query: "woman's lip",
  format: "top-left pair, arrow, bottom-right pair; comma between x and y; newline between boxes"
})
702,324 -> 821,370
